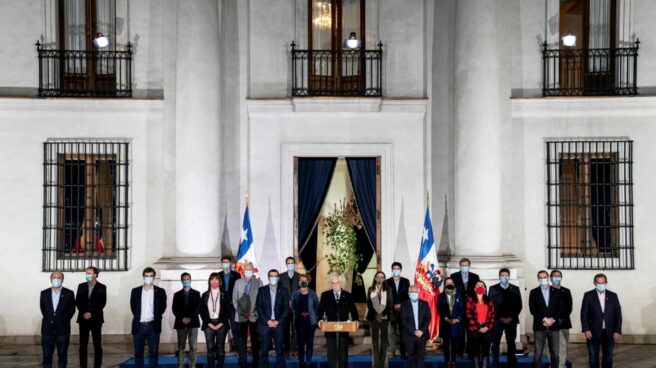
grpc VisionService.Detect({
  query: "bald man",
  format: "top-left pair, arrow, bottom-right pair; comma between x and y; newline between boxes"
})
40,271 -> 76,368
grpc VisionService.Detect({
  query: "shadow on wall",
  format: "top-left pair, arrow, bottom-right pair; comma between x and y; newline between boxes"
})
640,288 -> 656,335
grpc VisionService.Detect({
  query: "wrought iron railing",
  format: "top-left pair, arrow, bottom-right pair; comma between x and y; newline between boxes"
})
36,41 -> 132,97
542,40 -> 639,96
291,41 -> 382,97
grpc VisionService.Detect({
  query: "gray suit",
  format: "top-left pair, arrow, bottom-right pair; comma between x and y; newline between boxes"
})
232,277 -> 262,322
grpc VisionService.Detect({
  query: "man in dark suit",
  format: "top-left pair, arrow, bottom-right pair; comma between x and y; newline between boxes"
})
40,271 -> 76,368
130,267 -> 167,368
255,269 -> 290,368
172,272 -> 201,368
581,273 -> 622,368
278,256 -> 301,357
318,274 -> 360,368
551,270 -> 572,368
221,256 -> 242,349
529,270 -> 562,368
75,266 -> 107,368
488,267 -> 522,368
386,261 -> 410,358
450,257 -> 480,356
400,285 -> 431,368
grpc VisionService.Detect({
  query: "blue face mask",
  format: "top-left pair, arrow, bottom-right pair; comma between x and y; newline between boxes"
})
461,267 -> 469,273
51,279 -> 62,288
269,277 -> 278,286
499,276 -> 509,285
182,280 -> 191,288
287,264 -> 295,272
551,277 -> 562,286
539,278 -> 549,287
244,270 -> 254,278
409,293 -> 419,302
392,269 -> 401,277
144,277 -> 154,285
85,274 -> 93,282
222,263 -> 230,270
595,283 -> 607,292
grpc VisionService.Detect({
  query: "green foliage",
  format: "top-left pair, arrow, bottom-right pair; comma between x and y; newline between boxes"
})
324,204 -> 358,275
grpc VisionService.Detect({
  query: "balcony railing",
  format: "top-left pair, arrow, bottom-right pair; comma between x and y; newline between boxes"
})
291,41 -> 382,97
542,40 -> 639,97
36,41 -> 132,97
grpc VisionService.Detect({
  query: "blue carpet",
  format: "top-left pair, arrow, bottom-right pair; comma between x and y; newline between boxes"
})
119,354 -> 568,368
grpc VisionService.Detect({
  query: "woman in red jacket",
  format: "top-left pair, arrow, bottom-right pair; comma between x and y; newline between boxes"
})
465,280 -> 495,368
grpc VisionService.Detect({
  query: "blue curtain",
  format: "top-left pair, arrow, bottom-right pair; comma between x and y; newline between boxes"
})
297,158 -> 337,255
346,158 -> 377,252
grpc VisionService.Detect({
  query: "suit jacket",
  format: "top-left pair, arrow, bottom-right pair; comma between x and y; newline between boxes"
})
385,277 -> 410,308
220,270 -> 241,306
366,287 -> 394,322
556,286 -> 573,329
75,281 -> 107,324
487,283 -> 522,324
450,271 -> 480,298
580,289 -> 622,339
437,291 -> 465,338
528,286 -> 562,331
232,277 -> 263,322
172,288 -> 202,329
400,299 -> 431,342
278,271 -> 301,300
317,289 -> 359,324
255,285 -> 290,334
40,287 -> 76,336
130,285 -> 167,335
200,289 -> 230,330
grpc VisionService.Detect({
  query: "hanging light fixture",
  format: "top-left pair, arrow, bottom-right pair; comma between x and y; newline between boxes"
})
313,1 -> 332,30
346,32 -> 360,49
561,31 -> 576,47
93,32 -> 110,48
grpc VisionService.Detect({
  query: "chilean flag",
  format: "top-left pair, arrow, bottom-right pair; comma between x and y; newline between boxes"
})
414,206 -> 441,341
235,205 -> 260,278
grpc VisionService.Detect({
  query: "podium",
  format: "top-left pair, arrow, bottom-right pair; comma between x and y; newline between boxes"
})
319,321 -> 358,332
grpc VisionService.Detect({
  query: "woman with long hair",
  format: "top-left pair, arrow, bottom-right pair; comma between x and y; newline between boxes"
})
201,272 -> 229,368
366,271 -> 394,368
465,280 -> 495,368
437,277 -> 465,368
291,273 -> 319,368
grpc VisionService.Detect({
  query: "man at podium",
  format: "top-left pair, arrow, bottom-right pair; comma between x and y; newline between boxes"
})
318,274 -> 360,368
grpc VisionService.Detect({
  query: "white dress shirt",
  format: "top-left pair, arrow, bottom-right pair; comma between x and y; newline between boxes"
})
140,287 -> 155,322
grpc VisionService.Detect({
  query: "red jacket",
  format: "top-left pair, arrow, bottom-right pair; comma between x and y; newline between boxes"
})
465,295 -> 495,332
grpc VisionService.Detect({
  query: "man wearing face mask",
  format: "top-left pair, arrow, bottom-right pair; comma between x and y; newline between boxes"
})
220,256 -> 242,351
487,268 -> 522,368
233,262 -> 263,368
40,271 -> 76,368
172,272 -> 201,368
75,266 -> 107,368
400,285 -> 431,368
529,270 -> 562,368
255,269 -> 290,368
278,256 -> 301,358
386,262 -> 410,358
130,267 -> 167,368
318,274 -> 360,368
581,273 -> 622,368
450,258 -> 480,357
550,270 -> 572,368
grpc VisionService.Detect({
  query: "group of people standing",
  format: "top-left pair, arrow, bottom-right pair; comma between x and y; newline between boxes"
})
39,257 -> 622,368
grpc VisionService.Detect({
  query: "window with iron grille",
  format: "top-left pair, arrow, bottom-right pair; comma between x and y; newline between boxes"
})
546,139 -> 633,270
43,140 -> 129,272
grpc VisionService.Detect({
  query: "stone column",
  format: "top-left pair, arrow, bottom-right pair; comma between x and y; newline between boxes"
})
174,0 -> 221,256
454,0 -> 502,257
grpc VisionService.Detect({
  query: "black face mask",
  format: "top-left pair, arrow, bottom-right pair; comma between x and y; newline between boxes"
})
445,284 -> 455,291
299,281 -> 308,288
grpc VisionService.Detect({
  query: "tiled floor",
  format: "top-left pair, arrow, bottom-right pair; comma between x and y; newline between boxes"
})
2,343 -> 656,367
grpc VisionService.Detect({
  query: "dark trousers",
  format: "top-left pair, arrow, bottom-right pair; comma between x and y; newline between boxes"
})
370,320 -> 389,368
441,336 -> 462,364
42,334 -> 70,368
295,318 -> 316,366
403,335 -> 427,368
467,330 -> 492,366
133,323 -> 160,368
587,332 -> 615,368
238,321 -> 260,368
228,308 -> 240,349
390,318 -> 406,357
491,322 -> 517,367
534,330 -> 559,368
284,312 -> 297,354
326,332 -> 349,368
259,326 -> 286,368
79,321 -> 103,368
205,325 -> 228,368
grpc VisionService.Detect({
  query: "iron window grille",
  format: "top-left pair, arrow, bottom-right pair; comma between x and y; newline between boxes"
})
43,140 -> 130,272
546,139 -> 633,270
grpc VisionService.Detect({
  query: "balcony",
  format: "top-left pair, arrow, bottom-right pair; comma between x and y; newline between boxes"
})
542,41 -> 639,97
291,41 -> 382,97
36,41 -> 133,98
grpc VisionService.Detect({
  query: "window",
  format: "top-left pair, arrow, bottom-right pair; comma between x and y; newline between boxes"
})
546,139 -> 633,270
43,140 -> 129,272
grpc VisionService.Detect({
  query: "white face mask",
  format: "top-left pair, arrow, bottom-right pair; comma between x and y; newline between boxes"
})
144,277 -> 154,285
